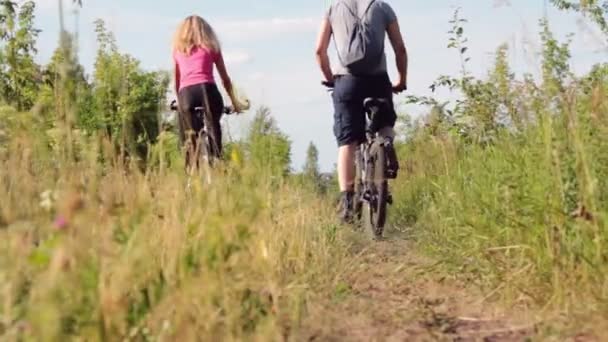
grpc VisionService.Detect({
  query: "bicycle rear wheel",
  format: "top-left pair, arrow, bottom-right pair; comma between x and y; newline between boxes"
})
367,142 -> 388,238
353,149 -> 364,223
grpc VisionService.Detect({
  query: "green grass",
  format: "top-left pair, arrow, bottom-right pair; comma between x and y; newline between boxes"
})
0,117 -> 349,340
392,79 -> 608,314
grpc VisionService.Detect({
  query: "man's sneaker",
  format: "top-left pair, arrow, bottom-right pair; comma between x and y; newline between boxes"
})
339,191 -> 355,224
385,139 -> 400,179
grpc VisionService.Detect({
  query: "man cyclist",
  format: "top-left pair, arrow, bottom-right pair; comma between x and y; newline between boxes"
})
315,0 -> 408,223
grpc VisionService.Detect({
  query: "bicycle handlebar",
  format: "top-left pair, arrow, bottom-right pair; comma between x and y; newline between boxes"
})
169,100 -> 236,115
221,106 -> 236,115
321,80 -> 335,88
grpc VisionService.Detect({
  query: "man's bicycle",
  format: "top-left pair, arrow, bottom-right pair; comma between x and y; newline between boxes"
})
170,99 -> 235,184
323,82 -> 395,239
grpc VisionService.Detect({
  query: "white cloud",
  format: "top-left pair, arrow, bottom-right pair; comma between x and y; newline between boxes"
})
75,7 -> 319,43
217,16 -> 319,41
33,0 -> 78,12
32,0 -> 56,10
247,72 -> 266,81
576,17 -> 608,53
224,51 -> 253,66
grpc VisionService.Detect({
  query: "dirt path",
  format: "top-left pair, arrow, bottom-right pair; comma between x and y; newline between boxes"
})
300,230 -> 542,341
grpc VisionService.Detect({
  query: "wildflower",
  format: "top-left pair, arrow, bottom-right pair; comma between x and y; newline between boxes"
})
54,215 -> 68,230
231,147 -> 243,167
39,190 -> 57,212
52,192 -> 84,230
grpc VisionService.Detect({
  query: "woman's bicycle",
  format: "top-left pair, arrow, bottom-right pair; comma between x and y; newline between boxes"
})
323,82 -> 395,239
170,99 -> 235,184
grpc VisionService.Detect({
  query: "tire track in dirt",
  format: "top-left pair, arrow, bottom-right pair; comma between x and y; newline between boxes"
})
300,230 -> 539,341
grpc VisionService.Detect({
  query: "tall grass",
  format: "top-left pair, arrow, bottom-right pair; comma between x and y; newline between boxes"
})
0,112 -> 347,340
392,69 -> 608,311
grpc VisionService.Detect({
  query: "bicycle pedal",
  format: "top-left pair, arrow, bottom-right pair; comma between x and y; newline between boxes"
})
387,194 -> 393,205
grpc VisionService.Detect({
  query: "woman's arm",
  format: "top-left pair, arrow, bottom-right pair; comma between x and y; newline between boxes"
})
215,51 -> 241,111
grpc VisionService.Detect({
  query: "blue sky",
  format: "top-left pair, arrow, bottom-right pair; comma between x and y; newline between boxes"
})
33,0 -> 607,171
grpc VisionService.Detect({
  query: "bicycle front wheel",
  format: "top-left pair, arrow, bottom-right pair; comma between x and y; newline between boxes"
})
200,109 -> 221,185
196,132 -> 213,185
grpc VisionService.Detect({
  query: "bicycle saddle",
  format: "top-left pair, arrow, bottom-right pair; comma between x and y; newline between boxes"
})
194,106 -> 235,115
363,98 -> 390,113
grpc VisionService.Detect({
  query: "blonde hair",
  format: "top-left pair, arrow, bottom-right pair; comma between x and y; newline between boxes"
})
173,15 -> 221,55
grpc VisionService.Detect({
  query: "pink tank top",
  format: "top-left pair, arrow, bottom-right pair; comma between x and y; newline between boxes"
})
174,46 -> 219,92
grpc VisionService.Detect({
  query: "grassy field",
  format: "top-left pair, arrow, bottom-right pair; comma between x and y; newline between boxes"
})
4,87 -> 608,339
391,65 -> 608,321
2,2 -> 608,339
0,108 -> 352,340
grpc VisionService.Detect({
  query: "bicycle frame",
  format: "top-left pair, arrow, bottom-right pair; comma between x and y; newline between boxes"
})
355,111 -> 384,213
321,82 -> 391,237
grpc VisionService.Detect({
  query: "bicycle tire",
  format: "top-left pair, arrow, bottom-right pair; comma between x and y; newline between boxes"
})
354,148 -> 364,223
202,110 -> 221,164
194,131 -> 211,184
369,142 -> 388,238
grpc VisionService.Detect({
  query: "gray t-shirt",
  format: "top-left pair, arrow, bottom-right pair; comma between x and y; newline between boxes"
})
326,0 -> 397,75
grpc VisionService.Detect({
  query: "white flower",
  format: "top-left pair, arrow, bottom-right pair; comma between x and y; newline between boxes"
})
39,190 -> 57,212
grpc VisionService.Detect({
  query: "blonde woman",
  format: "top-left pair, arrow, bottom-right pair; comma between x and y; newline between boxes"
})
173,15 -> 239,162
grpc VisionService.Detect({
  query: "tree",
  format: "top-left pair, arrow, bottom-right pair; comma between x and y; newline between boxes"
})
0,1 -> 41,110
92,19 -> 121,138
246,106 -> 291,177
92,19 -> 169,160
303,142 -> 320,181
488,44 -> 521,129
39,31 -> 92,125
300,141 -> 324,192
550,0 -> 608,37
539,19 -> 573,97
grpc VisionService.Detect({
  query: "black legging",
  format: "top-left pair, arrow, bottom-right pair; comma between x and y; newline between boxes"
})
177,83 -> 224,164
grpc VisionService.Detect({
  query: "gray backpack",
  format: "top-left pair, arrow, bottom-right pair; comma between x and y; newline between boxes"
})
332,0 -> 382,74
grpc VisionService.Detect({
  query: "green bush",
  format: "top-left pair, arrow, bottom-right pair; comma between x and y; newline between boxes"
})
395,13 -> 608,308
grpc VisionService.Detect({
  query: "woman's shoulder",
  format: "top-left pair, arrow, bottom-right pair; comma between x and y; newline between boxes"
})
196,46 -> 220,55
174,46 -> 220,60
173,48 -> 187,59
195,46 -> 221,60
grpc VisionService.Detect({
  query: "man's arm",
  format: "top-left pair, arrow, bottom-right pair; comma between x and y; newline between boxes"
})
387,20 -> 408,93
315,18 -> 334,84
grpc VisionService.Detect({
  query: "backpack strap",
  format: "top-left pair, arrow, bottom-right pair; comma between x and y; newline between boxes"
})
335,0 -> 376,21
360,0 -> 376,20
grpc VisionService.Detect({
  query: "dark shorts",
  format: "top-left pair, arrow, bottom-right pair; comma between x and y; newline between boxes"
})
332,73 -> 397,146
177,82 -> 224,154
